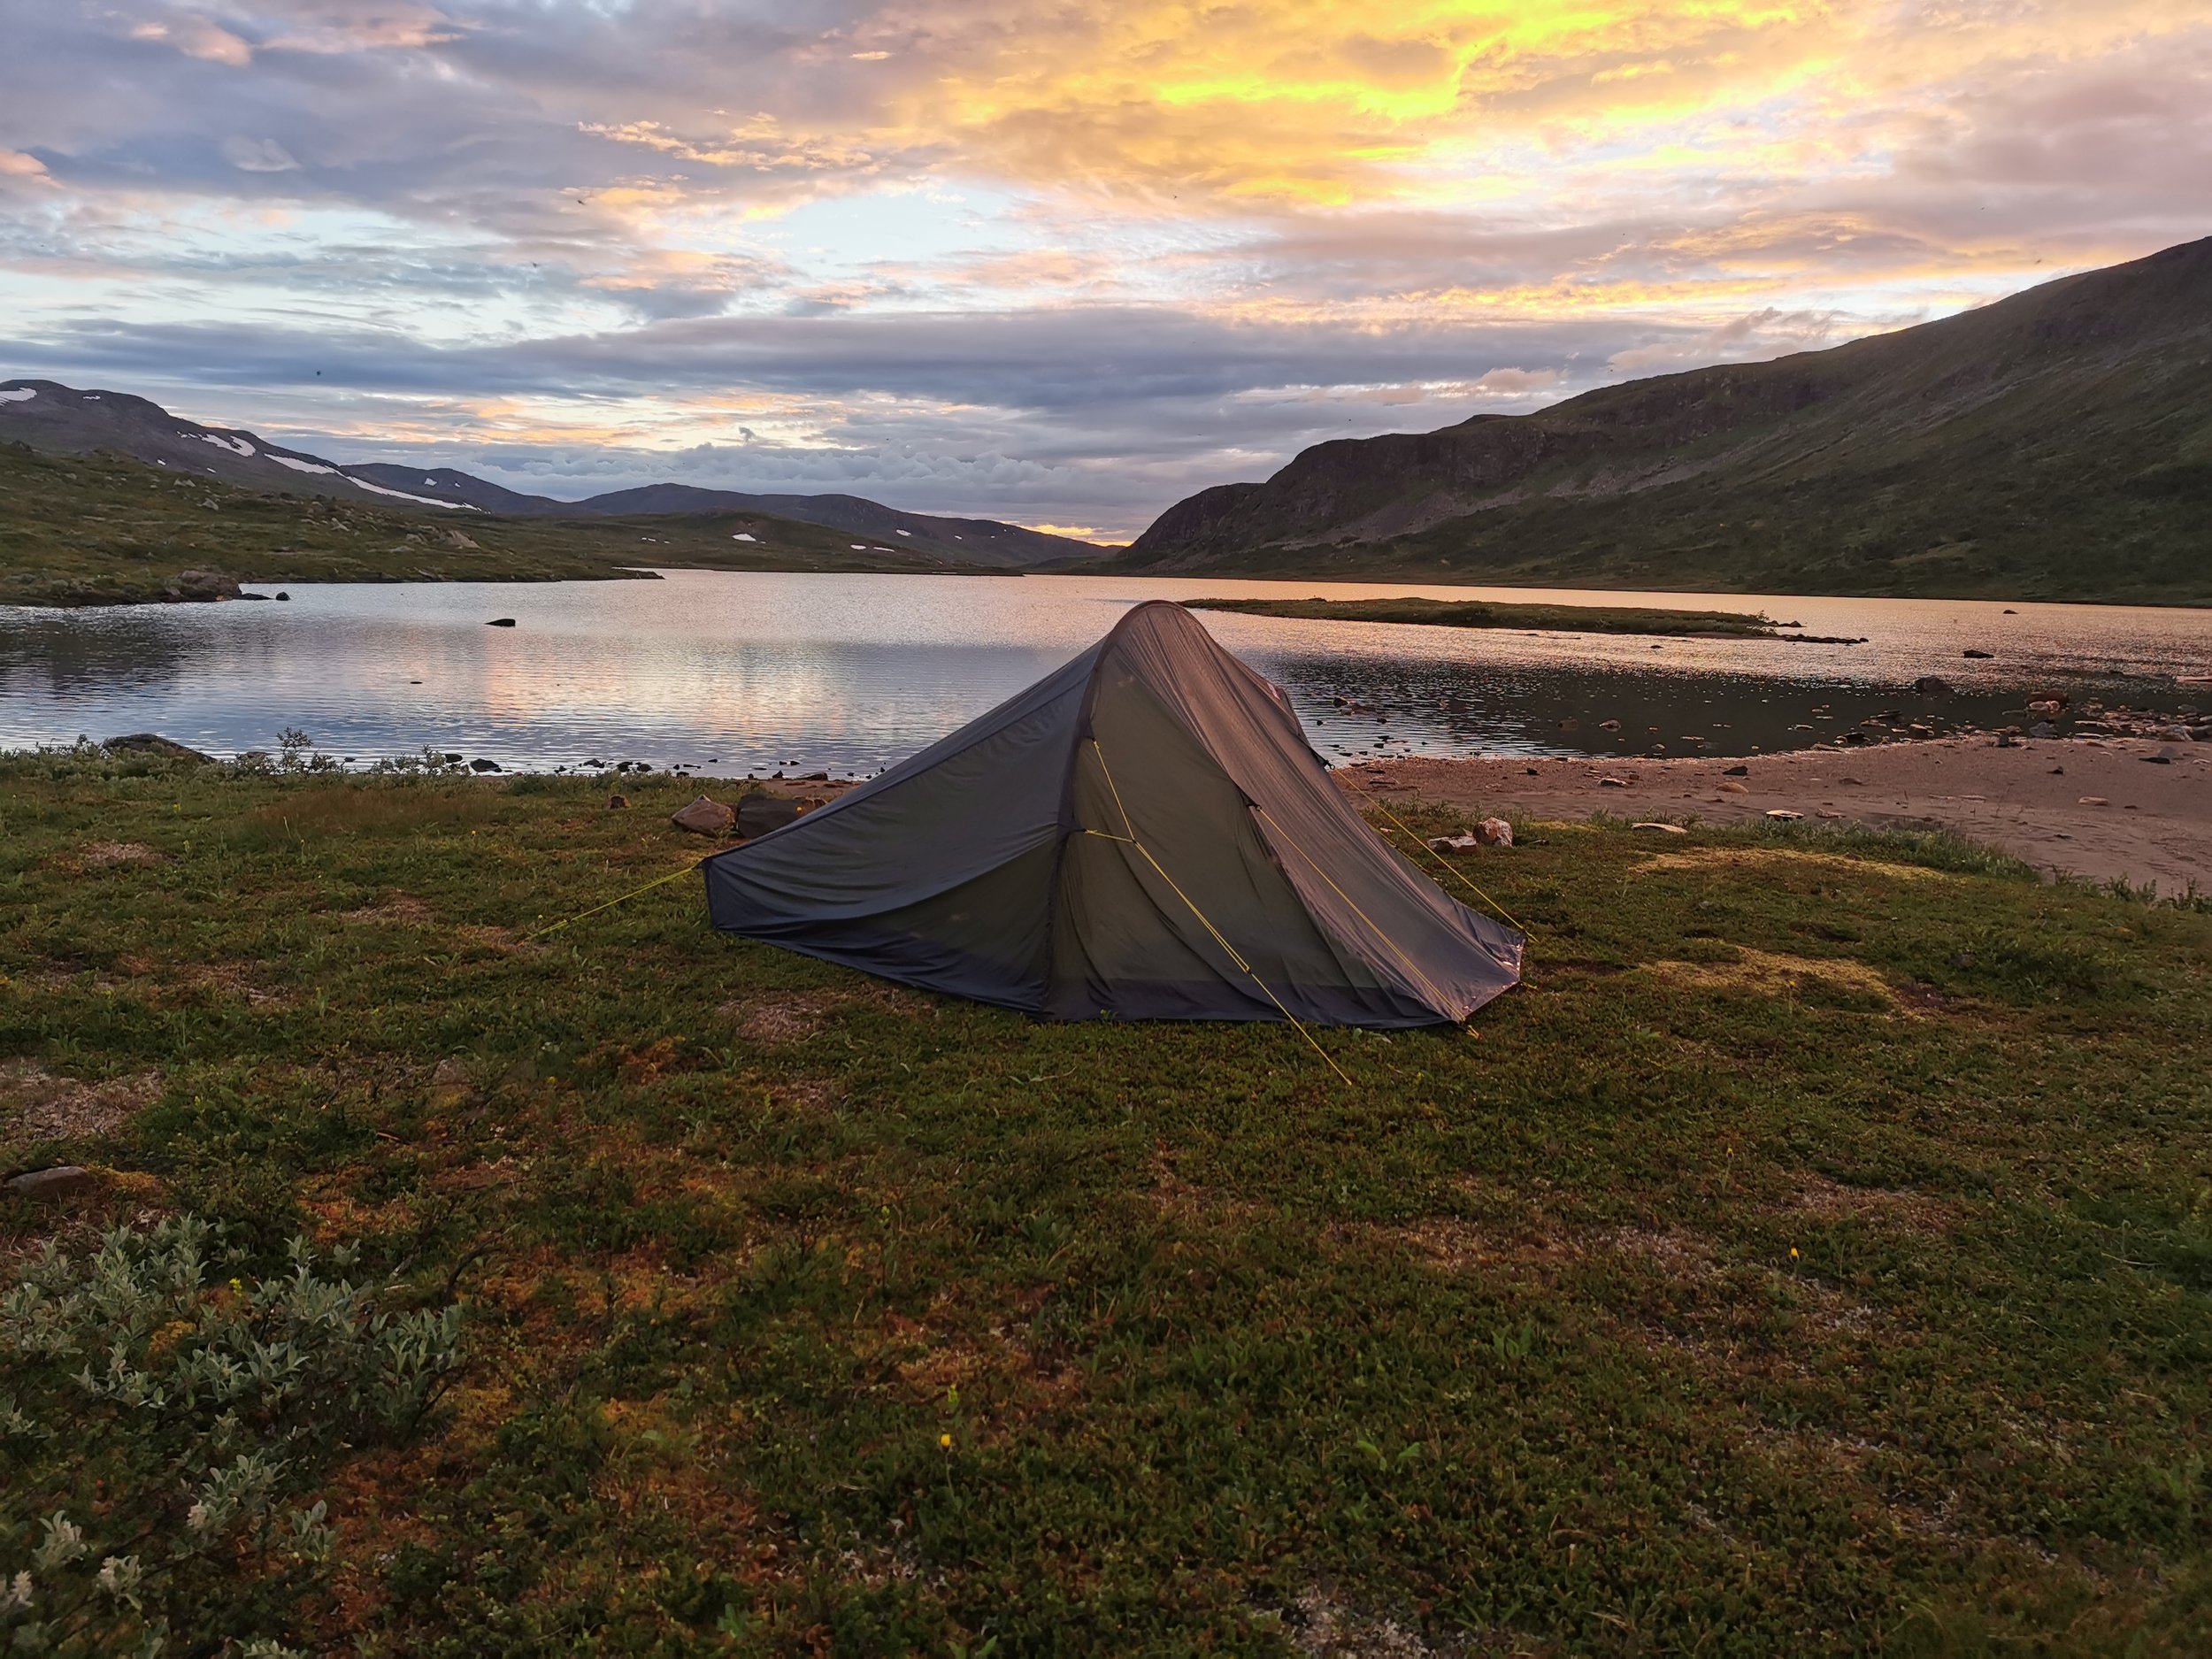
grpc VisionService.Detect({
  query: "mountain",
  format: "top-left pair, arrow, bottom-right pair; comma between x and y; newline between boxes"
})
0,440 -> 1006,608
0,381 -> 1106,571
349,472 -> 1098,568
0,381 -> 480,515
1113,236 -> 2212,603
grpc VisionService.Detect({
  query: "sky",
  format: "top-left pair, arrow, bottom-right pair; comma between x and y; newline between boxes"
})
3,2 -> 2208,541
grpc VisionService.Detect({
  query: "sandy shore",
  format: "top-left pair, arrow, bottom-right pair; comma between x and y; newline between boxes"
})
1343,735 -> 2211,895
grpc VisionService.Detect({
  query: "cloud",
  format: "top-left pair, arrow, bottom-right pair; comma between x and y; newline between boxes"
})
219,134 -> 301,172
0,0 -> 2205,534
129,14 -> 253,66
1606,309 -> 1841,376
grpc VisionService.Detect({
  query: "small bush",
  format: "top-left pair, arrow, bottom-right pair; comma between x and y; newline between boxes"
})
0,1216 -> 463,1656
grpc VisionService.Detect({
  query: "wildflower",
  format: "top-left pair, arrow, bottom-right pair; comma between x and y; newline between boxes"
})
5,1571 -> 30,1609
187,1502 -> 211,1532
939,1433 -> 952,1449
1789,1248 -> 1800,1261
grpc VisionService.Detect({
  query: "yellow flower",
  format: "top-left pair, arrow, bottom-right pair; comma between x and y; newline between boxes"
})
1789,1248 -> 1799,1260
939,1433 -> 952,1448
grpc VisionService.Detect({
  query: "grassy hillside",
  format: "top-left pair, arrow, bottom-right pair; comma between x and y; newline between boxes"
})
0,442 -> 992,606
4,751 -> 2211,1652
1114,237 -> 2212,603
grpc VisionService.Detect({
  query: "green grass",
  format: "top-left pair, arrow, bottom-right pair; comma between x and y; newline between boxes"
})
4,752 -> 2211,1654
0,443 -> 991,606
1181,595 -> 1788,637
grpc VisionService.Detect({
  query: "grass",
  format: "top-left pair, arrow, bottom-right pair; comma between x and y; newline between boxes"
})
0,442 -> 992,607
4,750 -> 2211,1654
1179,595 -> 1792,638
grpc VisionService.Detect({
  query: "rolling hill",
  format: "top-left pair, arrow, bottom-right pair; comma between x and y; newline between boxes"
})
0,381 -> 1103,571
1112,235 -> 2212,603
0,441 -> 1004,608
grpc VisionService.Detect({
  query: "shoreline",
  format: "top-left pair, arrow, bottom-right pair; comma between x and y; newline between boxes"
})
12,564 -> 2212,615
1344,734 -> 2211,895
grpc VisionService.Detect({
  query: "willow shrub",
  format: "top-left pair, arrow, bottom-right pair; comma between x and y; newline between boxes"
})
0,1217 -> 462,1656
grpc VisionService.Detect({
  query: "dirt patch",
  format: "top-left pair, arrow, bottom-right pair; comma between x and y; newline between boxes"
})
1599,1225 -> 1726,1284
49,841 -> 168,874
180,963 -> 290,1007
1781,1174 -> 1960,1240
0,1058 -> 161,1143
719,991 -> 841,1046
1646,948 -> 1901,1008
341,894 -> 435,925
1285,1586 -> 1452,1658
1640,848 -> 1954,884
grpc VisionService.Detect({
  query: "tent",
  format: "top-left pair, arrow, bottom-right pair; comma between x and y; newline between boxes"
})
703,601 -> 1522,1027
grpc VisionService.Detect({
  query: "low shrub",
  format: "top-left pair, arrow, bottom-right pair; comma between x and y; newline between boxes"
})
0,1216 -> 462,1656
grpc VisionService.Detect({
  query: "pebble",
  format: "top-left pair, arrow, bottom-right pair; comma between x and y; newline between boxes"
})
1765,809 -> 1804,821
1631,822 -> 1687,834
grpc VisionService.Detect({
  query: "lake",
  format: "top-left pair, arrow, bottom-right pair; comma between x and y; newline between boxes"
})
3,571 -> 2208,776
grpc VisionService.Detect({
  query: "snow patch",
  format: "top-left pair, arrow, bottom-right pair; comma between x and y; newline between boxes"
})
731,533 -> 757,542
268,454 -> 338,476
194,432 -> 255,457
895,528 -> 910,535
849,543 -> 867,550
0,387 -> 35,403
423,477 -> 437,486
345,474 -> 477,510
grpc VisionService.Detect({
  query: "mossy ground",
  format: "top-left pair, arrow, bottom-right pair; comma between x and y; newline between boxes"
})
4,754 -> 2210,1655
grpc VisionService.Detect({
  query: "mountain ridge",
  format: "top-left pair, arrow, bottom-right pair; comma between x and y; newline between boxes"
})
0,381 -> 1106,570
1112,235 -> 2212,603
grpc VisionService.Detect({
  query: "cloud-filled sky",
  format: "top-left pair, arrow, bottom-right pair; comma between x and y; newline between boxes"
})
4,0 -> 2207,539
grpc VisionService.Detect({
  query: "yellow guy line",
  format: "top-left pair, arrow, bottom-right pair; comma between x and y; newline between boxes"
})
1252,806 -> 1455,1014
1085,741 -> 1353,1087
1336,772 -> 1532,936
1088,738 -> 1137,840
518,859 -> 703,943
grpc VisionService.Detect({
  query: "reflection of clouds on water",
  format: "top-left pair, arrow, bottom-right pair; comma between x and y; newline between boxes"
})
2,572 -> 2206,772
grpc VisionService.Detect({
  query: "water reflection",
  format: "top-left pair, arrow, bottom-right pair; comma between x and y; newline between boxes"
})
2,572 -> 2204,774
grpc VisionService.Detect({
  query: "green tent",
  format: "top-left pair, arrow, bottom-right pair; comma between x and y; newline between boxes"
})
706,602 -> 1521,1026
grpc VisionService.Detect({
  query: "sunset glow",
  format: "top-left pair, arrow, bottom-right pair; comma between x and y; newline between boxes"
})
4,0 -> 2207,534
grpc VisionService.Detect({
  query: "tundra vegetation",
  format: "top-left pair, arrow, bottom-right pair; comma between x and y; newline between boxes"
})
3,746 -> 2208,1655
0,443 -> 989,609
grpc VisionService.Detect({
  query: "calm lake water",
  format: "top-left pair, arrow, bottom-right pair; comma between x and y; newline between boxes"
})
3,572 -> 2208,775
